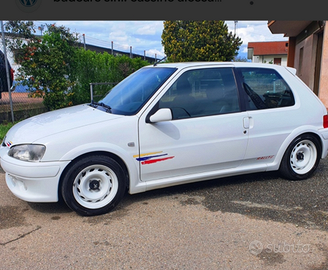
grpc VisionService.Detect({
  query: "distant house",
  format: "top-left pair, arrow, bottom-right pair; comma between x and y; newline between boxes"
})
268,20 -> 328,107
247,41 -> 289,66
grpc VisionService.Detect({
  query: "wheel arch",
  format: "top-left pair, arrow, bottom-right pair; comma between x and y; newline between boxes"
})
58,151 -> 130,202
278,132 -> 322,180
277,131 -> 323,169
269,129 -> 324,172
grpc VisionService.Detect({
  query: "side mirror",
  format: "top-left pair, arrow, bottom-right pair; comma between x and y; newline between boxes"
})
149,108 -> 172,123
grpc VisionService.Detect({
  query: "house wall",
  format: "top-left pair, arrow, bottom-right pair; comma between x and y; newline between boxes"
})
252,55 -> 288,66
293,35 -> 317,90
267,21 -> 328,108
318,26 -> 328,108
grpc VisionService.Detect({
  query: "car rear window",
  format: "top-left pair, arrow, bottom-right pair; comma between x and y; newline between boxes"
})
237,68 -> 295,110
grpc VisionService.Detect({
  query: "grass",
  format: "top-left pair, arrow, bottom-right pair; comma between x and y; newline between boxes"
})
0,121 -> 18,141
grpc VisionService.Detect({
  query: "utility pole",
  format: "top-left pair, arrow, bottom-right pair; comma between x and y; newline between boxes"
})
83,34 -> 86,50
234,21 -> 238,35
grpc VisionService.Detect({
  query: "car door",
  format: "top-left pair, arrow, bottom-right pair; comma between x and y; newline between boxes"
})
137,67 -> 249,182
235,67 -> 297,166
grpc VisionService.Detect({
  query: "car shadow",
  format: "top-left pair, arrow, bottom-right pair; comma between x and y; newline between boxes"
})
27,201 -> 72,214
24,164 -> 328,232
121,170 -> 281,208
26,170 -> 278,216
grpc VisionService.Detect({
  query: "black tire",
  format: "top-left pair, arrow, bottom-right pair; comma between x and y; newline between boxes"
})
279,134 -> 321,180
61,155 -> 127,216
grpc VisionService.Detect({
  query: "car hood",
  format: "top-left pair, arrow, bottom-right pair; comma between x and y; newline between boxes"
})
4,104 -> 121,146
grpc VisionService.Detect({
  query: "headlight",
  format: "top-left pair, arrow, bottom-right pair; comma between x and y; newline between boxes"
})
8,144 -> 46,162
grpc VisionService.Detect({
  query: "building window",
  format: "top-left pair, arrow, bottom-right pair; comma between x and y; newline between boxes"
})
274,58 -> 281,65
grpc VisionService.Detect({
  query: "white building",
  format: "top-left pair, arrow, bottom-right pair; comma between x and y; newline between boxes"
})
247,41 -> 289,66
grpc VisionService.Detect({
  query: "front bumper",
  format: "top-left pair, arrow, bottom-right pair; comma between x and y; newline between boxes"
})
1,153 -> 70,203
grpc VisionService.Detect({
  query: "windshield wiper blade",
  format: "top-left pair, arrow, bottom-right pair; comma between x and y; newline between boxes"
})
89,101 -> 112,112
98,102 -> 112,112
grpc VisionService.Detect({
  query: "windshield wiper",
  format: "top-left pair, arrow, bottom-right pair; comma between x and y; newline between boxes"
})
89,100 -> 112,112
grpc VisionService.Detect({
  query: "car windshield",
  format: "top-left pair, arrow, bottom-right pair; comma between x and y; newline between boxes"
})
97,67 -> 177,115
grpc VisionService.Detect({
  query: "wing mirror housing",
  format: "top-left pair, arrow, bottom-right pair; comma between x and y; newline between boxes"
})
148,108 -> 172,123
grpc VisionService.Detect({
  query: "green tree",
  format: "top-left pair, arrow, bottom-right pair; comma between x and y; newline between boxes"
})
5,21 -> 79,110
161,21 -> 242,62
233,55 -> 249,62
5,21 -> 149,110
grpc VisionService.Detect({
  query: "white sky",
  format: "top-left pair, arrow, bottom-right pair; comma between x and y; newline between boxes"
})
35,21 -> 288,60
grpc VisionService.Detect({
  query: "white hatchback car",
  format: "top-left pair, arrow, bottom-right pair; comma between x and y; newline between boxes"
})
1,62 -> 328,216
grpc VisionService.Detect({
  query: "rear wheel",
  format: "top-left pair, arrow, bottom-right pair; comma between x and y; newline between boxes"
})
61,155 -> 127,216
279,134 -> 321,180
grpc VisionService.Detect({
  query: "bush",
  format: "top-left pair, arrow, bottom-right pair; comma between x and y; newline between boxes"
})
71,49 -> 149,104
0,121 -> 17,140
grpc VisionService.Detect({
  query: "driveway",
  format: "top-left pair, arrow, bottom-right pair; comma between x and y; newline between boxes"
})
1,160 -> 328,269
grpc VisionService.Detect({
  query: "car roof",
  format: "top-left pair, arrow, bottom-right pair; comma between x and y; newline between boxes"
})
149,61 -> 297,76
150,61 -> 290,70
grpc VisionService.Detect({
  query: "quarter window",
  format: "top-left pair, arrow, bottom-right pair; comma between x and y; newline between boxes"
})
238,68 -> 295,110
159,68 -> 240,120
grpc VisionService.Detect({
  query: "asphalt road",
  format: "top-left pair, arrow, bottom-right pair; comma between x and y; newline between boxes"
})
1,159 -> 328,269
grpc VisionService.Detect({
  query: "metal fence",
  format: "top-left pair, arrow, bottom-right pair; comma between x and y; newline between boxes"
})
0,25 -> 46,124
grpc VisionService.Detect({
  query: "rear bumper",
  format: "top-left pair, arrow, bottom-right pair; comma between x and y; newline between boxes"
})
319,128 -> 328,159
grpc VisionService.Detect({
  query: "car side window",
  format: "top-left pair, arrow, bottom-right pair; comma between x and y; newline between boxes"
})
238,68 -> 295,110
159,68 -> 240,120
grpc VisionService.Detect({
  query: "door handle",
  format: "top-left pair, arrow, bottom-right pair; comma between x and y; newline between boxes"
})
243,117 -> 254,129
243,117 -> 249,129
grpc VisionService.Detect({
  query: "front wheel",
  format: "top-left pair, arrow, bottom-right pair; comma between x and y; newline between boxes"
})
279,134 -> 321,180
61,155 -> 127,216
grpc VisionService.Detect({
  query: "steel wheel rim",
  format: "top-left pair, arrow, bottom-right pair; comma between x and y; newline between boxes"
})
290,140 -> 317,174
72,164 -> 118,209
